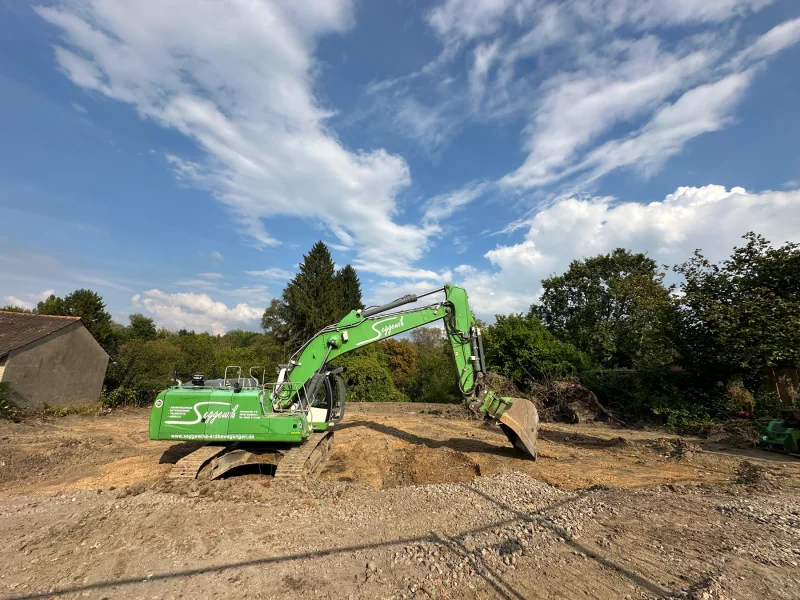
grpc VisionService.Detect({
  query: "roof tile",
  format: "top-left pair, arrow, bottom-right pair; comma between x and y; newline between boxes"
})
0,311 -> 81,358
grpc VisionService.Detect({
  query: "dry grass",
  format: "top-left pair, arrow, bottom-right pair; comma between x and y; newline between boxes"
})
37,402 -> 102,418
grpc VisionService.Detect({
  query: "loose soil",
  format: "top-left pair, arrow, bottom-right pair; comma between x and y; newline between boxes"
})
0,403 -> 798,600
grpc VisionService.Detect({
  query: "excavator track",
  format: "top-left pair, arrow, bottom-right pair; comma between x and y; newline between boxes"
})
274,431 -> 334,479
165,432 -> 334,480
168,444 -> 228,479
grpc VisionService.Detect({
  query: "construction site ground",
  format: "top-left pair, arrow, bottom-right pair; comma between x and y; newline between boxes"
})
1,403 -> 798,600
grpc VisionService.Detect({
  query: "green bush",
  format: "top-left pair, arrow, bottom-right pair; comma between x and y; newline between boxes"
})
580,370 -> 638,415
754,391 -> 785,419
0,381 -> 16,418
335,352 -> 406,402
101,387 -> 140,409
483,314 -> 594,390
415,347 -> 461,404
581,368 -> 736,428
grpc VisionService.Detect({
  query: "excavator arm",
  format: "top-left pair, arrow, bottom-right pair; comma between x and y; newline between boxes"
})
273,284 -> 538,459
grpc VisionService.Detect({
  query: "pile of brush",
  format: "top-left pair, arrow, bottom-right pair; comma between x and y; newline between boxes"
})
485,372 -> 608,423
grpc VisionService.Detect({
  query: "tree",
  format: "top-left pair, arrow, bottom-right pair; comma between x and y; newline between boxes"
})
675,233 -> 800,386
37,289 -> 117,352
483,314 -> 594,388
116,338 -> 181,397
335,351 -> 405,402
261,298 -> 291,340
261,243 -> 366,346
0,305 -> 31,313
127,313 -> 157,341
335,264 -> 363,317
530,249 -> 676,368
219,329 -> 260,349
266,242 -> 343,346
409,328 -> 461,403
381,339 -> 417,396
36,294 -> 66,316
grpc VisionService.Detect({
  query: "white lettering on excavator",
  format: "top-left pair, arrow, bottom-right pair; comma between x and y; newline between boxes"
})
164,401 -> 239,425
356,316 -> 404,346
204,404 -> 238,424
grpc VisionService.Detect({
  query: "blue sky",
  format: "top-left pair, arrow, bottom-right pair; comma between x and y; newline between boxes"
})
1,0 -> 799,333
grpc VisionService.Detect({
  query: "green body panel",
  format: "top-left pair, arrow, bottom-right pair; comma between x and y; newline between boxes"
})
150,387 -> 311,443
149,284 -> 514,444
753,418 -> 800,453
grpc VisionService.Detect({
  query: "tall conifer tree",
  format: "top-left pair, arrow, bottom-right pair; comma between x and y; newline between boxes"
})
335,264 -> 363,318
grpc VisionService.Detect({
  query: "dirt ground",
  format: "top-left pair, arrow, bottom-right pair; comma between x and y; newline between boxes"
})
1,403 -> 799,600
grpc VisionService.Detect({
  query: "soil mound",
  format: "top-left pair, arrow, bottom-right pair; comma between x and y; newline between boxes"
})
533,379 -> 607,424
699,419 -> 759,448
385,446 -> 481,488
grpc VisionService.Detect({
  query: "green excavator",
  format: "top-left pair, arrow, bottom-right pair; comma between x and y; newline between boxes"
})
149,284 -> 539,479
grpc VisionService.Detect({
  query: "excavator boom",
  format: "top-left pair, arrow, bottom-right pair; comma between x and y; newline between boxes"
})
149,284 -> 538,479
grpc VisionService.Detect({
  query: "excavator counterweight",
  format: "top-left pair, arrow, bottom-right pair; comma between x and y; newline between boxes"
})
150,284 -> 539,479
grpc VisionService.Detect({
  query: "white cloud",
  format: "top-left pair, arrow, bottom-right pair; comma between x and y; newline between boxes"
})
575,70 -> 754,182
132,290 -> 263,335
502,38 -> 718,188
35,0 -> 800,319
573,0 -> 775,30
469,40 -> 501,109
499,12 -> 798,192
2,290 -> 55,311
176,279 -> 218,288
423,181 -> 489,224
353,264 -> 453,281
74,275 -> 135,293
174,278 -> 271,305
734,16 -> 800,64
427,0 -> 521,42
377,1 -> 792,196
3,296 -> 34,310
455,185 -> 800,318
326,241 -> 352,252
197,272 -> 224,279
216,286 -> 271,303
246,267 -> 295,280
394,97 -> 460,152
37,0 -> 432,275
427,0 -> 774,46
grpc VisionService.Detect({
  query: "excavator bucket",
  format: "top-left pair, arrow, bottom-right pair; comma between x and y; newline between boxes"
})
498,398 -> 538,460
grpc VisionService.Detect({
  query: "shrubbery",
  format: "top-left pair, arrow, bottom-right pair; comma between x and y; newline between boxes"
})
330,327 -> 462,403
482,314 -> 594,389
0,381 -> 15,417
100,387 -> 139,409
334,352 -> 405,402
579,369 -> 728,427
7,235 -> 797,425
